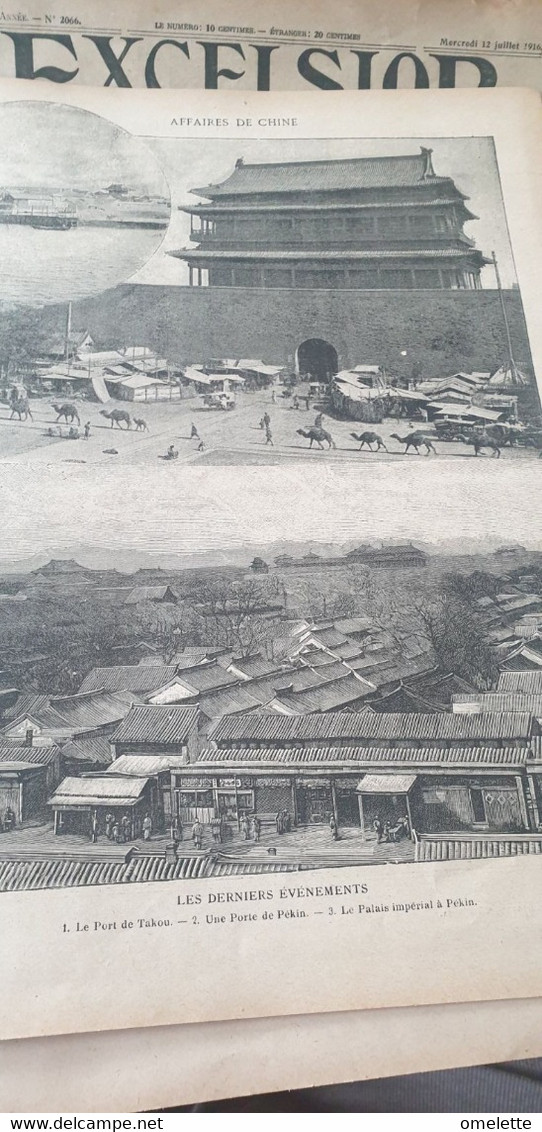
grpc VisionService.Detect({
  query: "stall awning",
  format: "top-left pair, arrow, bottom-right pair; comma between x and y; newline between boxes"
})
357,773 -> 417,794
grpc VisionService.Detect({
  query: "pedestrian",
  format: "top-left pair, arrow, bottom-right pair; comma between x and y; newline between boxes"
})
263,411 -> 271,429
275,811 -> 283,835
83,421 -> 91,440
283,810 -> 291,833
259,416 -> 265,430
251,816 -> 261,843
171,814 -> 182,845
383,820 -> 391,843
240,815 -> 250,840
271,388 -> 276,403
293,395 -> 300,410
112,821 -> 121,844
90,810 -> 99,843
142,813 -> 152,841
4,807 -> 15,832
211,816 -> 222,844
192,819 -> 203,849
373,816 -> 383,843
315,412 -> 324,429
265,424 -> 274,446
329,814 -> 339,841
304,395 -> 310,410
121,814 -> 131,843
190,423 -> 200,439
197,438 -> 205,451
105,811 -> 114,840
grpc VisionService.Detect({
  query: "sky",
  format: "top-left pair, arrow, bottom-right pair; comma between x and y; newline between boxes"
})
0,461 -> 540,570
131,134 -> 516,289
0,101 -> 168,197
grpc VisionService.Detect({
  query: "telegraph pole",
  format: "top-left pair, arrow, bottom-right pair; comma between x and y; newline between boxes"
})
492,250 -> 518,384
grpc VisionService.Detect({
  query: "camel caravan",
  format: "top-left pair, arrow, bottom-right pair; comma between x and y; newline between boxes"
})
0,336 -> 539,460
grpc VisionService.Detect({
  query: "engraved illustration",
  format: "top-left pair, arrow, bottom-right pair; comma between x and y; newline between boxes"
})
0,126 -> 539,465
1,469 -> 542,890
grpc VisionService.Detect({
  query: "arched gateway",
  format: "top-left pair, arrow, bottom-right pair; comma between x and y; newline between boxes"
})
296,339 -> 338,381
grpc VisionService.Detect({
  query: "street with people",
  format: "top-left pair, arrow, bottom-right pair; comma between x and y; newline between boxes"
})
0,387 -> 539,466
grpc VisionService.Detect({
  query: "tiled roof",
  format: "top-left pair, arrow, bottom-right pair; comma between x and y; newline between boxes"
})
111,704 -> 199,744
1,693 -> 67,730
452,693 -> 542,714
228,654 -> 285,679
0,761 -> 45,775
0,743 -> 60,766
498,671 -> 542,694
61,734 -> 113,766
297,660 -> 364,687
174,647 -> 227,667
106,754 -> 188,776
192,153 -> 451,197
174,663 -> 240,693
332,617 -> 373,636
197,679 -> 274,719
302,627 -> 351,649
79,666 -> 177,694
50,775 -> 148,806
271,674 -> 371,715
50,690 -> 135,732
179,248 -> 474,262
196,745 -> 528,767
273,667 -> 325,692
210,710 -> 534,745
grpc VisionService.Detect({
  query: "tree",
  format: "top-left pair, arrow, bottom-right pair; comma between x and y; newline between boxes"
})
444,570 -> 499,603
412,593 -> 498,689
134,601 -> 194,664
249,557 -> 269,574
191,577 -> 280,653
0,308 -> 52,384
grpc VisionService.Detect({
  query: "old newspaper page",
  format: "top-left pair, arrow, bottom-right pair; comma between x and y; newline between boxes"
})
2,82 -> 542,1044
0,0 -> 540,91
3,997 -> 542,1113
3,0 -> 542,1109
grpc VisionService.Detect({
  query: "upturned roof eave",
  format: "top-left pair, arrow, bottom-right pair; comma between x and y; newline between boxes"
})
188,176 -> 464,203
182,199 -> 476,215
171,247 -> 489,263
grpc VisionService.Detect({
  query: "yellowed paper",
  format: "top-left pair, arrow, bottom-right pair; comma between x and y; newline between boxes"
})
2,84 -> 542,1045
0,0 -> 540,91
2,998 -> 542,1113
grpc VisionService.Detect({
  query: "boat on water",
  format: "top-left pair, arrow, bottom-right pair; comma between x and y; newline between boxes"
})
29,215 -> 77,231
0,192 -> 77,229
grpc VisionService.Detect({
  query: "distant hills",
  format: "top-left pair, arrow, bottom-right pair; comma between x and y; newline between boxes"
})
0,539 -> 538,584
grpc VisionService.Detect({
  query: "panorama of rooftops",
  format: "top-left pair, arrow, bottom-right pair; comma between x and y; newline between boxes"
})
3,540 -> 542,886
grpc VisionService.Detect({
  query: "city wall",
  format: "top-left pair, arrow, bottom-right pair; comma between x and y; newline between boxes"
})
70,284 -> 534,380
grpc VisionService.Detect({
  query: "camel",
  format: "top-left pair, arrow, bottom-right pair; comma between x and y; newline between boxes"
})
458,433 -> 501,458
296,427 -> 336,450
100,409 -> 132,429
350,431 -> 388,452
52,402 -> 80,425
9,396 -> 32,421
390,431 -> 437,455
133,417 -> 149,432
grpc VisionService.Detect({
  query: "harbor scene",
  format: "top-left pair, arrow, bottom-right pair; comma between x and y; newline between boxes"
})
0,99 -> 170,304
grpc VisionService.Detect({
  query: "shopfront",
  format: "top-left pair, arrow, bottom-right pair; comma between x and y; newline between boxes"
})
173,774 -> 255,826
357,774 -> 416,840
295,779 -> 333,825
413,774 -> 527,834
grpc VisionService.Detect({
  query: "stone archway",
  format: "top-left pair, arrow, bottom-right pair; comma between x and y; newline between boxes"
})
296,338 -> 338,381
